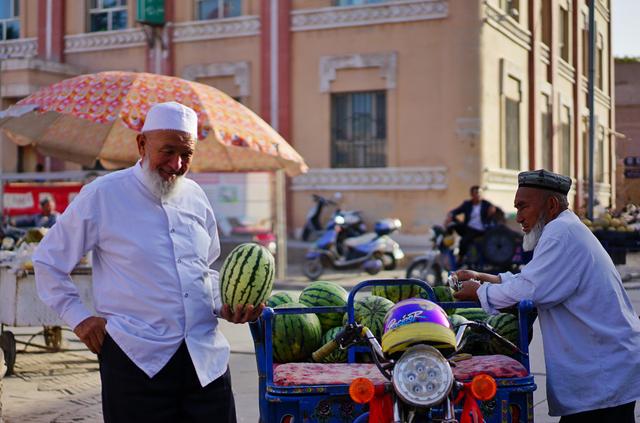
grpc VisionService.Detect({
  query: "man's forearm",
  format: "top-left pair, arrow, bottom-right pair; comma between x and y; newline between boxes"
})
477,272 -> 501,284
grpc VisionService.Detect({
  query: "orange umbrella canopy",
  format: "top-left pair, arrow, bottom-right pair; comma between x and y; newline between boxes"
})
0,71 -> 307,176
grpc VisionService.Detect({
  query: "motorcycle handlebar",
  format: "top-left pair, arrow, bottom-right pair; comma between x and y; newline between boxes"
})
311,323 -> 363,363
455,321 -> 528,357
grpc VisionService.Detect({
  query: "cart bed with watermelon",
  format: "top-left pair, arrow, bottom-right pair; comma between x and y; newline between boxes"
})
249,279 -> 537,423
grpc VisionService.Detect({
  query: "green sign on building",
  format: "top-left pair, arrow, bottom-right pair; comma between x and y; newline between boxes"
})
136,0 -> 165,26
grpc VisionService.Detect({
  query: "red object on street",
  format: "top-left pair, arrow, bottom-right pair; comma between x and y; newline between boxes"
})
3,183 -> 82,216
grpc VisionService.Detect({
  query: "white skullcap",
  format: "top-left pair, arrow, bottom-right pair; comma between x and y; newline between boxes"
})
141,101 -> 198,139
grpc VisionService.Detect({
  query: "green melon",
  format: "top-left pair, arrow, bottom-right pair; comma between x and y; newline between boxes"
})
272,303 -> 322,363
372,283 -> 419,303
448,314 -> 470,330
343,295 -> 394,340
485,313 -> 520,356
266,292 -> 296,308
298,281 -> 348,332
318,326 -> 348,363
456,308 -> 490,322
220,243 -> 275,308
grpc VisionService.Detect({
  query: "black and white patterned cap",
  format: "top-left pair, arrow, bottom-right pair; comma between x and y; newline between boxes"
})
518,169 -> 571,195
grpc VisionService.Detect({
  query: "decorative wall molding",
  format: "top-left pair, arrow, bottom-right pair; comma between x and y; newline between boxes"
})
182,61 -> 250,97
173,16 -> 260,43
319,51 -> 397,93
484,167 -> 519,192
292,167 -> 448,191
595,87 -> 611,109
65,28 -> 146,53
558,59 -> 576,84
483,1 -> 532,51
0,37 -> 37,58
1,58 -> 82,75
595,0 -> 610,23
291,0 -> 448,32
540,43 -> 550,65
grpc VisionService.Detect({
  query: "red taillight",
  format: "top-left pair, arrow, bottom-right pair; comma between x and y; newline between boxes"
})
349,377 -> 375,404
470,374 -> 497,401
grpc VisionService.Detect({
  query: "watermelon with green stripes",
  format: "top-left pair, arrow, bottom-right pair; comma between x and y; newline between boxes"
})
456,308 -> 490,322
419,286 -> 457,315
272,303 -> 322,363
372,283 -> 418,303
299,281 -> 348,332
448,314 -> 470,330
343,295 -> 395,340
220,243 -> 275,308
266,292 -> 296,308
318,326 -> 348,363
485,313 -> 520,356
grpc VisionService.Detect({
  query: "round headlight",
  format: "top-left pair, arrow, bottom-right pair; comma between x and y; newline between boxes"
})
392,344 -> 453,407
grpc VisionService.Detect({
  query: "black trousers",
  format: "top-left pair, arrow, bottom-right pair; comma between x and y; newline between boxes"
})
98,334 -> 237,423
559,401 -> 636,423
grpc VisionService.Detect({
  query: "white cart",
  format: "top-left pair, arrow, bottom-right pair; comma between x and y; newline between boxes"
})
0,266 -> 93,375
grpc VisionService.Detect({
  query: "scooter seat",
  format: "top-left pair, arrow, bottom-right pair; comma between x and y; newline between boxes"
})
344,233 -> 377,248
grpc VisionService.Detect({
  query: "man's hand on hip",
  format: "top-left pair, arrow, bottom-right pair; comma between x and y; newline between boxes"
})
221,303 -> 265,324
74,316 -> 107,354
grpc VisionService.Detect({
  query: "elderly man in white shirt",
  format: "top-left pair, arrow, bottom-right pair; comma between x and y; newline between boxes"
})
33,102 -> 261,422
454,169 -> 640,422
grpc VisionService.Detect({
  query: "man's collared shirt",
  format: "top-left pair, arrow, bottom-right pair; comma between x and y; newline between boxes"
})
477,210 -> 640,416
33,162 -> 229,387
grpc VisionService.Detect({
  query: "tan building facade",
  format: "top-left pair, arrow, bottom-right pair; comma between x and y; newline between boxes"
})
0,0 -> 615,234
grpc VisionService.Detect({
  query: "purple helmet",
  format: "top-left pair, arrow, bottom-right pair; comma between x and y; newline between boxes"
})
381,298 -> 456,355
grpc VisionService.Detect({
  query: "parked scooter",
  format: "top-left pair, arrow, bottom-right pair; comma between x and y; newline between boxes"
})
406,223 -> 529,286
303,217 -> 405,280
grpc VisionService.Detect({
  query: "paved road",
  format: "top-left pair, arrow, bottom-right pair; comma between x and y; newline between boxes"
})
2,273 -> 640,422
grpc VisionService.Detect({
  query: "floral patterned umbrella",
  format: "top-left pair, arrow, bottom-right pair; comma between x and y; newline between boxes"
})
0,71 -> 307,176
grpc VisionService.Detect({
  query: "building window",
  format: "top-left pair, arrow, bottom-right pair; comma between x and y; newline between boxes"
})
581,13 -> 589,78
335,0 -> 387,6
196,0 -> 241,20
560,106 -> 571,176
596,34 -> 604,90
541,0 -> 551,46
503,0 -> 520,21
88,0 -> 128,32
559,5 -> 570,63
0,0 -> 20,40
504,76 -> 521,170
541,94 -> 552,170
331,91 -> 386,168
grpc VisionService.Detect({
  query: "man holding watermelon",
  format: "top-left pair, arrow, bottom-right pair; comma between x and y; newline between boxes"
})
454,169 -> 640,422
33,102 -> 262,422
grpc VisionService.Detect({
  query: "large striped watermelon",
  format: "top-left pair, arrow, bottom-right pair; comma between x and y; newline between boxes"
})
372,283 -> 418,303
456,308 -> 490,322
220,243 -> 275,308
299,281 -> 348,332
272,303 -> 322,363
266,292 -> 296,308
343,295 -> 394,340
485,313 -> 519,356
318,326 -> 348,363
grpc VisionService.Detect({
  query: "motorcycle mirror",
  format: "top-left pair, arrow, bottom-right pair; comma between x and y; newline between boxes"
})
334,215 -> 345,225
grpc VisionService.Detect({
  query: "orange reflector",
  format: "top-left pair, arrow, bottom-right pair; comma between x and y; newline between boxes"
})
349,377 -> 375,404
470,374 -> 497,401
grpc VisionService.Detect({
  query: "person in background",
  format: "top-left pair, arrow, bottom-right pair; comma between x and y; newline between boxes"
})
453,169 -> 640,422
34,102 -> 261,422
13,197 -> 59,229
445,185 -> 496,266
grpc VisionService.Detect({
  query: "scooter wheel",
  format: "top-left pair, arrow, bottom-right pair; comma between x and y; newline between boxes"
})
303,258 -> 324,280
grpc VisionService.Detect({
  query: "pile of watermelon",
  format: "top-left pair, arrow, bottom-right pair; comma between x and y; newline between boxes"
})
219,243 -> 523,363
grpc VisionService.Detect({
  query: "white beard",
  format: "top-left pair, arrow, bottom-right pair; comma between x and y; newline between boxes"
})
522,215 -> 546,252
140,156 -> 184,198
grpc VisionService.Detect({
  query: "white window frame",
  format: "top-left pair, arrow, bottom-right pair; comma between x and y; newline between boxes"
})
88,0 -> 128,32
0,0 -> 20,40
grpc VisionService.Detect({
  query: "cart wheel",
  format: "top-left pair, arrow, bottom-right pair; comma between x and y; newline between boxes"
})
43,326 -> 63,352
0,331 -> 16,376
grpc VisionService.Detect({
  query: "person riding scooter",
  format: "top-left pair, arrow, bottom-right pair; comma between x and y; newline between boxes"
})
444,185 -> 496,266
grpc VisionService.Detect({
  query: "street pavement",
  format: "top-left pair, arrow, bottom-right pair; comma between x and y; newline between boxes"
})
2,252 -> 640,422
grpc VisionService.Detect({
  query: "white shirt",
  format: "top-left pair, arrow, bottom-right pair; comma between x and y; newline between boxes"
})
477,210 -> 640,416
467,204 -> 484,231
33,163 -> 230,387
